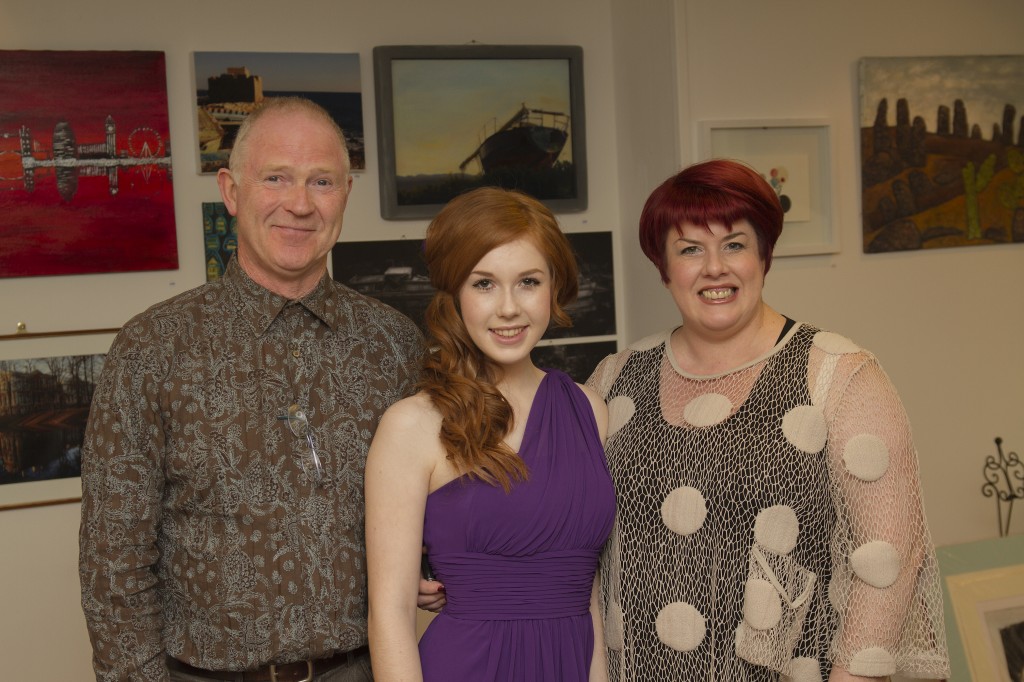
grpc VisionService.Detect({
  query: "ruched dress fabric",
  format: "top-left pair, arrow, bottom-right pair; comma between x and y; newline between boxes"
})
418,370 -> 615,681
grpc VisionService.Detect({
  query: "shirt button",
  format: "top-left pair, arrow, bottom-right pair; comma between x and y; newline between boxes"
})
292,349 -> 301,358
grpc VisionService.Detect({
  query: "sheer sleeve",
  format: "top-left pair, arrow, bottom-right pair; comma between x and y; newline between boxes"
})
812,343 -> 949,679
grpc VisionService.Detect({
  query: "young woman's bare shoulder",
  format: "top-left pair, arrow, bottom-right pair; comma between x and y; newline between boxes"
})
380,391 -> 442,433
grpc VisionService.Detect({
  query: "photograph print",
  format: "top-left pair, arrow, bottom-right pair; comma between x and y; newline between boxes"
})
194,51 -> 365,173
532,340 -> 617,384
0,50 -> 177,278
374,45 -> 587,219
0,352 -> 105,489
332,231 -> 614,340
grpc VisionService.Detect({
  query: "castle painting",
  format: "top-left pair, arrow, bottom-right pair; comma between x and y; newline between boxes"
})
859,55 -> 1024,252
0,50 -> 177,278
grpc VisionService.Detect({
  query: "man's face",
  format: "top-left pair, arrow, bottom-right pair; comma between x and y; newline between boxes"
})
217,110 -> 352,297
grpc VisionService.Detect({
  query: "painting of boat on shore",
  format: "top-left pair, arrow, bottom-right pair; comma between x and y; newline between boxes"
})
331,230 -> 614,340
194,51 -> 364,173
374,45 -> 587,219
859,55 -> 1024,253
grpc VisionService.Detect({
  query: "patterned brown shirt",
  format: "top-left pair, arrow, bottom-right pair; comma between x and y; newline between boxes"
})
79,259 -> 424,681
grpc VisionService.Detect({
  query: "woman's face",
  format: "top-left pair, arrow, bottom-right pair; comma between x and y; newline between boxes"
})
662,219 -> 766,338
458,238 -> 552,371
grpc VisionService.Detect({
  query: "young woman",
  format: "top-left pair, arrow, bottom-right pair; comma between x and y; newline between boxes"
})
366,187 -> 614,682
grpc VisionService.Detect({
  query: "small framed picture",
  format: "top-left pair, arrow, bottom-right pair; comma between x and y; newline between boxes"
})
698,119 -> 838,257
0,328 -> 117,511
373,44 -> 587,219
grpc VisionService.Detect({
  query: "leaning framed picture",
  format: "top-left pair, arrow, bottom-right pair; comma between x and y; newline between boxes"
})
373,44 -> 587,219
698,119 -> 838,257
937,534 -> 1024,682
0,328 -> 116,511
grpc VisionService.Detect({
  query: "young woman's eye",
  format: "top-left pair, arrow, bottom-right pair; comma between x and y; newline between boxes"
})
471,279 -> 493,290
521,277 -> 541,287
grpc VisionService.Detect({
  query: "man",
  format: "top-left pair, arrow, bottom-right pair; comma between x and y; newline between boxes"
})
79,97 -> 423,682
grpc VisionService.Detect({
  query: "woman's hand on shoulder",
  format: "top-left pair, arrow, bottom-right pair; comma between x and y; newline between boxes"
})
578,382 -> 610,444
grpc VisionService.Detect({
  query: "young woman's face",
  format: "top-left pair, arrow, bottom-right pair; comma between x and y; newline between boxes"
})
458,238 -> 552,371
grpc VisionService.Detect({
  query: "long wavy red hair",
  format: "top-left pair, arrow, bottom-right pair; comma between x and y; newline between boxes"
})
420,187 -> 579,491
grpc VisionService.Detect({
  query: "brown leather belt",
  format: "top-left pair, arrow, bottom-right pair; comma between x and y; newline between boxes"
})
167,645 -> 368,682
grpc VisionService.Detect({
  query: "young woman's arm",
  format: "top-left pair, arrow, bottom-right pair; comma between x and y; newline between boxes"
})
366,395 -> 441,682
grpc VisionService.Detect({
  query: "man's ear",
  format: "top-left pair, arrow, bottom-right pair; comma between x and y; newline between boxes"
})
217,168 -> 239,216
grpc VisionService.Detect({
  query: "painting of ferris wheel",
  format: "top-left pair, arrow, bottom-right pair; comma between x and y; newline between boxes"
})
0,50 -> 177,278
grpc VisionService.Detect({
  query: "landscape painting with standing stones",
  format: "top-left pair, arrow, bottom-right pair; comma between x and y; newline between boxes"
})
859,56 -> 1024,253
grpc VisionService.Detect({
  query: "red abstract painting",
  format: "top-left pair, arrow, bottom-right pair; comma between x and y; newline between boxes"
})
0,50 -> 178,278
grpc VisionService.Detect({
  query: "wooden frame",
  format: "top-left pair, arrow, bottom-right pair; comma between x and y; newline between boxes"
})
0,328 -> 116,511
373,44 -> 587,219
937,534 -> 1024,682
698,118 -> 839,257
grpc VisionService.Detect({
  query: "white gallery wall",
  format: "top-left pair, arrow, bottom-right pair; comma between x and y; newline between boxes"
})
0,0 -> 1021,679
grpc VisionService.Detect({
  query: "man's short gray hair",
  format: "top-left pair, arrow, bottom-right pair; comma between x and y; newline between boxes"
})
227,96 -> 351,175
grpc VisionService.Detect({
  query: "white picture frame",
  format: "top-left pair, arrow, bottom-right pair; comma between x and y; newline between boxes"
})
698,119 -> 839,257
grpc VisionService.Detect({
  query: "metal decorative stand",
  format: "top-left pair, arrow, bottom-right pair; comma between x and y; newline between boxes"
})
981,437 -> 1023,537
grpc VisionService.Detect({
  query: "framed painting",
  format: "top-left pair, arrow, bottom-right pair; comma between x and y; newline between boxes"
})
0,50 -> 177,278
202,201 -> 238,281
373,44 -> 587,219
0,328 -> 116,510
698,119 -> 839,257
859,55 -> 1024,253
193,51 -> 364,173
938,534 -> 1024,682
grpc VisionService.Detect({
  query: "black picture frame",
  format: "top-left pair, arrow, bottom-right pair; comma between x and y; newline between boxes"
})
373,44 -> 587,220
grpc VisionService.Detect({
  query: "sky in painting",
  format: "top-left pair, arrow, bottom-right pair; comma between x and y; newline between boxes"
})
391,58 -> 572,176
859,56 -> 1024,133
194,51 -> 362,93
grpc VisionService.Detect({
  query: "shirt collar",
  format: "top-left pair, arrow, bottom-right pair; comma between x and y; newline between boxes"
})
223,258 -> 341,335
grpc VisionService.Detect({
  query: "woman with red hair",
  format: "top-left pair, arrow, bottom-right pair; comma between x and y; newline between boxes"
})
366,187 -> 614,681
588,159 -> 949,682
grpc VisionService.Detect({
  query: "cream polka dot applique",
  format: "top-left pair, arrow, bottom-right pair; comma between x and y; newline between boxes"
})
742,578 -> 782,630
754,505 -> 800,555
656,602 -> 706,651
683,392 -> 732,427
661,486 -> 707,536
850,540 -> 901,588
782,404 -> 827,454
606,395 -> 636,439
843,434 -> 890,481
782,657 -> 823,682
849,646 -> 896,677
812,331 -> 860,355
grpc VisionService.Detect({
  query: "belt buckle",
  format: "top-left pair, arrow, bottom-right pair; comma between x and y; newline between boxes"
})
269,660 -> 313,682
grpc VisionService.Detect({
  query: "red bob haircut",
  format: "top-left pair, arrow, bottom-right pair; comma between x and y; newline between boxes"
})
638,159 -> 785,282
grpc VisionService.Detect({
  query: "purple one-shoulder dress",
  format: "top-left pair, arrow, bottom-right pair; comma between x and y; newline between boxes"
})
418,370 -> 615,681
